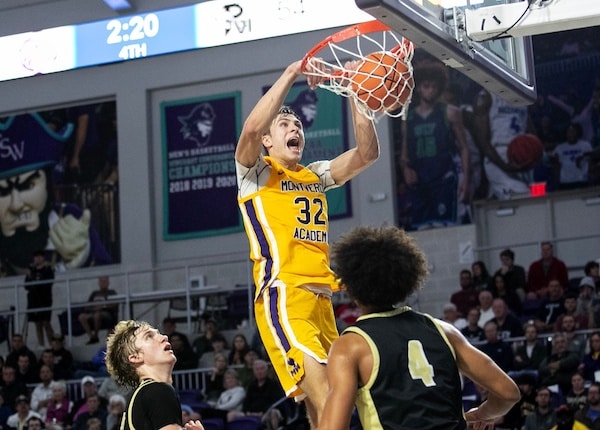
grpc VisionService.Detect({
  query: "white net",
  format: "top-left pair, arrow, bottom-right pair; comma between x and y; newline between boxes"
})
303,23 -> 415,122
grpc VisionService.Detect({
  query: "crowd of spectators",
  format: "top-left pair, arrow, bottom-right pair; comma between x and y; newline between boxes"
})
444,242 -> 600,429
0,316 -> 285,430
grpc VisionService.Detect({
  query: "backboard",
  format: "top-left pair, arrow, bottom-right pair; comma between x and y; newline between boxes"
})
355,0 -> 537,106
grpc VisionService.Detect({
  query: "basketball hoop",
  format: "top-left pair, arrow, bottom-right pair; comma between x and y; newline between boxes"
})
301,20 -> 415,121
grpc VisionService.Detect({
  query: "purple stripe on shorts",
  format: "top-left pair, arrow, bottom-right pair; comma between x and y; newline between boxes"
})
269,287 -> 291,351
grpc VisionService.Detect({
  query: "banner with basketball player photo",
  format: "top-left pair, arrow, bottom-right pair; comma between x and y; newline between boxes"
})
161,92 -> 243,240
0,101 -> 119,277
264,82 -> 352,220
391,28 -> 600,232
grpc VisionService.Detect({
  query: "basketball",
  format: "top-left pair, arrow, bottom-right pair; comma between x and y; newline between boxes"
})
507,133 -> 543,169
351,51 -> 413,112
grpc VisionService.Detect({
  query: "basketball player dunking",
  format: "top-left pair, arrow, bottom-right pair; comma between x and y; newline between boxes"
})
235,59 -> 380,428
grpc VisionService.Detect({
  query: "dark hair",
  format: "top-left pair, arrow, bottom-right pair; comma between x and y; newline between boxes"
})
500,249 -> 515,260
278,105 -> 301,121
414,61 -> 448,94
472,261 -> 490,278
585,260 -> 599,276
331,225 -> 427,310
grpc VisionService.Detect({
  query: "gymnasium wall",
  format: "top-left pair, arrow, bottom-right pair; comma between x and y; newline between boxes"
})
0,0 -> 598,325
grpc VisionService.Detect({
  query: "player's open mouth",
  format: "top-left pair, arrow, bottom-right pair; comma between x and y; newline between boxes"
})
287,137 -> 300,151
164,343 -> 172,351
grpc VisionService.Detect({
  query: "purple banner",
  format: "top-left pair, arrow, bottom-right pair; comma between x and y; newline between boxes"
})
161,93 -> 242,239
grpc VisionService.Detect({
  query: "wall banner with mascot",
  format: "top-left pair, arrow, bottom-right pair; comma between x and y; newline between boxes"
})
161,92 -> 243,239
0,101 -> 119,277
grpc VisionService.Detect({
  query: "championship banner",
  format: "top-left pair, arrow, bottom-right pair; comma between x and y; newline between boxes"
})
272,82 -> 352,219
161,93 -> 243,239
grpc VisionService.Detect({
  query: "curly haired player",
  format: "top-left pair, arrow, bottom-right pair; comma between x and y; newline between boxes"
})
319,225 -> 520,430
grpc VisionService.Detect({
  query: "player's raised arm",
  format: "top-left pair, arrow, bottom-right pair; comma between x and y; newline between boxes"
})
235,61 -> 304,168
329,62 -> 380,186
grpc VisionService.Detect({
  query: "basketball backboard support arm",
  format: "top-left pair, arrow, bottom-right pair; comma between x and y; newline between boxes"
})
465,0 -> 600,42
355,0 -> 537,106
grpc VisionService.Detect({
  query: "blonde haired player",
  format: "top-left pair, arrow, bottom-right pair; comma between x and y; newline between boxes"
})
236,58 -> 379,427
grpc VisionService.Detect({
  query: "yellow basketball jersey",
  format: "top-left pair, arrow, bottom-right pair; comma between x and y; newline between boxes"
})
238,156 -> 337,299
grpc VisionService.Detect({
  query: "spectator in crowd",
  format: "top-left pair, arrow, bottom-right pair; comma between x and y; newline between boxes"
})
204,352 -> 229,404
528,241 -> 569,299
491,273 -> 523,317
472,261 -> 493,292
535,279 -> 567,333
495,248 -> 528,302
49,334 -> 73,380
161,317 -> 190,345
441,302 -> 467,330
25,416 -> 45,430
237,350 -> 260,390
69,376 -> 107,425
38,350 -> 55,375
6,395 -> 41,430
77,276 -> 118,345
228,334 -> 251,366
478,290 -> 495,328
199,333 -> 230,369
559,314 -> 587,359
30,365 -> 55,419
554,292 -> 590,332
580,331 -> 600,383
479,320 -> 514,372
491,298 -> 525,339
192,319 -> 221,358
461,307 -> 484,343
105,394 -> 125,430
202,369 -> 246,422
5,334 -> 37,370
227,359 -> 284,423
85,417 -> 103,430
72,394 -> 107,430
539,332 -> 581,395
574,382 -> 600,429
512,322 -> 547,378
565,371 -> 588,412
584,260 -> 600,291
45,380 -> 72,428
15,352 -> 39,385
1,365 -> 28,411
24,250 -> 56,348
523,386 -> 556,430
171,332 -> 198,371
578,276 -> 600,327
450,269 -> 478,318
502,373 -> 537,430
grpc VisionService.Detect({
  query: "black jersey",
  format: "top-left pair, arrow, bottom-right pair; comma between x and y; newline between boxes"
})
120,379 -> 183,430
346,307 -> 467,430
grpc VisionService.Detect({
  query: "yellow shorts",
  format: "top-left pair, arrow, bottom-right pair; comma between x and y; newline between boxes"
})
254,280 -> 338,399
